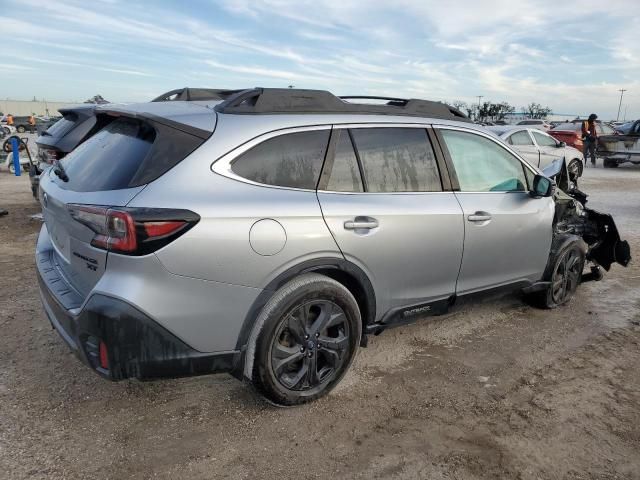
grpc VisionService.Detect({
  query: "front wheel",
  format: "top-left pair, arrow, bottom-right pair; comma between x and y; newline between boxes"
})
603,158 -> 619,168
568,159 -> 583,180
16,125 -> 26,133
527,237 -> 586,309
8,162 -> 15,174
253,273 -> 361,406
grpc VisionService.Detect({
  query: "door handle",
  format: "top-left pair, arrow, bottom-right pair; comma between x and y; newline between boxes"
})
467,212 -> 492,222
344,218 -> 379,230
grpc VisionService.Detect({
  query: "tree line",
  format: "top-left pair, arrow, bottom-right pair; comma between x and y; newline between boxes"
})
450,100 -> 552,122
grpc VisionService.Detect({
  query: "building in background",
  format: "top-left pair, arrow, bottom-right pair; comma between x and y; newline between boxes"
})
0,99 -> 84,117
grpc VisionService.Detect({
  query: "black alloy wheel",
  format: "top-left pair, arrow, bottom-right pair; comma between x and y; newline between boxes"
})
550,248 -> 583,305
270,300 -> 350,391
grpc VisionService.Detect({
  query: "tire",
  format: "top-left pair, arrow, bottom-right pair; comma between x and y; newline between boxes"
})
527,236 -> 586,309
252,273 -> 362,406
8,162 -> 15,174
16,125 -> 26,134
2,127 -> 9,135
568,159 -> 583,179
603,158 -> 619,168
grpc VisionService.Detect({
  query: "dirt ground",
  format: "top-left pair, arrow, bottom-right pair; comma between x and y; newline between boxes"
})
1,160 -> 639,480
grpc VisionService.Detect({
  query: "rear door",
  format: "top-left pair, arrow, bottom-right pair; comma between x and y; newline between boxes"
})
436,127 -> 554,295
317,126 -> 464,317
505,129 -> 540,166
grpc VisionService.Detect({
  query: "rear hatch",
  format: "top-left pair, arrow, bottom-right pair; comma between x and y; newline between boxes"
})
39,102 -> 215,301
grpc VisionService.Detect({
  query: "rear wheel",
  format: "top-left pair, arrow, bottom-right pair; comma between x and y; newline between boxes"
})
253,273 -> 361,406
8,162 -> 15,174
16,125 -> 26,134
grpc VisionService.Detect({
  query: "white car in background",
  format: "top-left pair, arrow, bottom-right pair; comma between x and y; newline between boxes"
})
488,126 -> 585,179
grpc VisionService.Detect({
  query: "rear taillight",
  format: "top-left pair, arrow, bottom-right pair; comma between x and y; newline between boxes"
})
68,205 -> 199,255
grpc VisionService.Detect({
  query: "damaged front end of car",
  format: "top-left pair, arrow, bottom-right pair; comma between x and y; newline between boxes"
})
542,159 -> 631,281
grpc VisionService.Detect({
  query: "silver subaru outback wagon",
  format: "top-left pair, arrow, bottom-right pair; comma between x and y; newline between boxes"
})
36,88 -> 630,405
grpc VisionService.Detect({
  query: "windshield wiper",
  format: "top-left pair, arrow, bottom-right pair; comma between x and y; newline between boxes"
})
53,161 -> 69,182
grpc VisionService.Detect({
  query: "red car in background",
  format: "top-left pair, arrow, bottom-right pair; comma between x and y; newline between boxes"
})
549,120 -> 617,151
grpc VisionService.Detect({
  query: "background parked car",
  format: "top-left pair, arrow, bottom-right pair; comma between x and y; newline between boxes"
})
548,120 -> 617,151
488,126 -> 584,178
31,105 -> 110,198
613,120 -> 636,134
516,119 -> 551,131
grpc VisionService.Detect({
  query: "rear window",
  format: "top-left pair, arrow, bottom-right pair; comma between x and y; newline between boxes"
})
231,130 -> 330,190
45,113 -> 78,137
57,117 -> 203,192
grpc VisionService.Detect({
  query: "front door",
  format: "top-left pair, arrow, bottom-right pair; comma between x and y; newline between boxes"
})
437,127 -> 554,295
317,126 -> 464,318
531,130 -> 564,170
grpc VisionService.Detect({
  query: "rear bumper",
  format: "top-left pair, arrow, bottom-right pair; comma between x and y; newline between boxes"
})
37,269 -> 239,381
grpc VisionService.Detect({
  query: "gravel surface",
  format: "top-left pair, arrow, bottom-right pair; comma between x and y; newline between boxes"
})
1,161 -> 639,479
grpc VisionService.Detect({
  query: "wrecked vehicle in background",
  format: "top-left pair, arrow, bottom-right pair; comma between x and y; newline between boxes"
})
597,119 -> 640,168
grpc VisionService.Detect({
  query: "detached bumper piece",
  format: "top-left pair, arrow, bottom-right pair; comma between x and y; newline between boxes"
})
38,273 -> 238,381
584,209 -> 631,271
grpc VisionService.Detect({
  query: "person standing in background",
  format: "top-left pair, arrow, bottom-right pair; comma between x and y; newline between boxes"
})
6,114 -> 14,126
582,113 -> 598,166
28,114 -> 36,134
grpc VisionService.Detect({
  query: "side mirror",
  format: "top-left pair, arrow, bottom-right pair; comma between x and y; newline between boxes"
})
530,174 -> 554,198
557,141 -> 566,148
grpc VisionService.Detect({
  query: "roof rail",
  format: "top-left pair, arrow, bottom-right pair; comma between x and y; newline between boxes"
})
151,87 -> 244,102
214,88 -> 470,121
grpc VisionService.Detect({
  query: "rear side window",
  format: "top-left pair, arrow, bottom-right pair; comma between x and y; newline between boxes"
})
58,117 -> 203,192
350,128 -> 442,193
508,131 -> 534,146
232,130 -> 330,190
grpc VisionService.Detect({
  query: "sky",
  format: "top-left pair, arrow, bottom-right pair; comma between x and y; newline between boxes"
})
1,0 -> 639,120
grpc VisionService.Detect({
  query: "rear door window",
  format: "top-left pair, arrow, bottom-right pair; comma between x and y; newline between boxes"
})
232,130 -> 330,190
350,128 -> 442,192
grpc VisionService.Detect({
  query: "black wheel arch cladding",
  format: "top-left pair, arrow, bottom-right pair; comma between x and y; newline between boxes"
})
235,258 -> 376,354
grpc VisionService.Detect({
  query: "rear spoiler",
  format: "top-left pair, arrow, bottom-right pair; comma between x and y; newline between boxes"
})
96,107 -> 213,140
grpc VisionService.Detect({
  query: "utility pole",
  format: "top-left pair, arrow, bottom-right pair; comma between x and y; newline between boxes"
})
616,89 -> 626,121
476,95 -> 483,121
